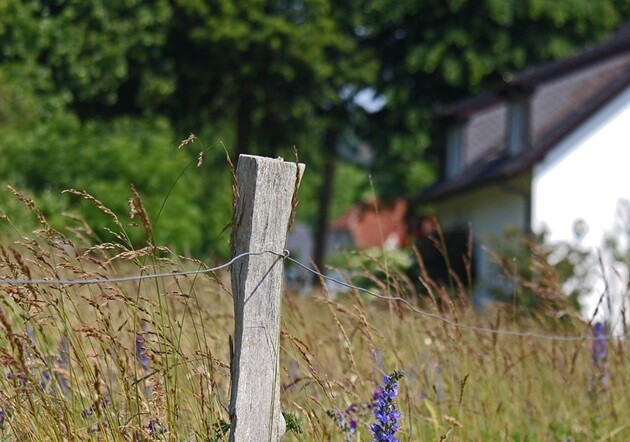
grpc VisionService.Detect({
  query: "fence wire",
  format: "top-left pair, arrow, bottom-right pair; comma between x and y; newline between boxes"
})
0,251 -> 269,285
0,249 -> 623,342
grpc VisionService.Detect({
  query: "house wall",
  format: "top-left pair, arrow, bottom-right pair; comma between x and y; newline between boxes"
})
532,85 -> 630,321
432,173 -> 531,286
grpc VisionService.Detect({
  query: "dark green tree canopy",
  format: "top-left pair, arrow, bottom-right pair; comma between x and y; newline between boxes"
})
0,0 -> 173,114
166,0 -> 379,157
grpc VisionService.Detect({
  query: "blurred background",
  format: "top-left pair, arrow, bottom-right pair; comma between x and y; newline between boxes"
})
0,0 -> 629,314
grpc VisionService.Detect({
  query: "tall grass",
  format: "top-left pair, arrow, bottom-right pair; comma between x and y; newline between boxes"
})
0,188 -> 628,441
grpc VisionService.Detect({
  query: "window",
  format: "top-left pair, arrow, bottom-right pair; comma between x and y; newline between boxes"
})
445,125 -> 465,177
507,99 -> 529,155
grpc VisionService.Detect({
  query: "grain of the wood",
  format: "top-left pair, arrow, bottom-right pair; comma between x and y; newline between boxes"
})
229,155 -> 305,442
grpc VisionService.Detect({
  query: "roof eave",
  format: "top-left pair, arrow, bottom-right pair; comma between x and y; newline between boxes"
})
416,70 -> 630,205
436,25 -> 630,119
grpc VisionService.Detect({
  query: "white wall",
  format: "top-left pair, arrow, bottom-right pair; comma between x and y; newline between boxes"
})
532,86 -> 630,322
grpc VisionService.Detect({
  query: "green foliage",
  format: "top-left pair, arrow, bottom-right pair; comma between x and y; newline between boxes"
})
282,411 -> 304,435
370,0 -> 625,99
190,142 -> 235,259
605,199 -> 630,270
0,0 -> 173,112
168,0 -> 375,157
0,109 -> 205,253
487,227 -> 590,312
211,420 -> 231,441
331,246 -> 413,273
328,247 -> 414,296
293,158 -> 371,224
0,0 -> 212,253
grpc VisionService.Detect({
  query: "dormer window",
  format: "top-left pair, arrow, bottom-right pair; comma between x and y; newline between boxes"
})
445,124 -> 465,178
507,98 -> 530,155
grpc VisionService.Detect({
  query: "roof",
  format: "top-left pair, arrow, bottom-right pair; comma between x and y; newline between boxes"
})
330,199 -> 408,249
416,24 -> 630,203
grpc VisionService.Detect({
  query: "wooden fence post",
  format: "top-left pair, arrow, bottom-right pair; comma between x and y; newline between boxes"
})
229,154 -> 305,441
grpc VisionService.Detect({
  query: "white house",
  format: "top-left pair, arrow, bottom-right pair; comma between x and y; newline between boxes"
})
414,23 -> 630,321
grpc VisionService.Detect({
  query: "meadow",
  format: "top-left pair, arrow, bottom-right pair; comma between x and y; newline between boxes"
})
0,190 -> 628,441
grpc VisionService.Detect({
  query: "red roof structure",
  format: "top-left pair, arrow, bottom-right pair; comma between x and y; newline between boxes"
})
330,199 -> 408,249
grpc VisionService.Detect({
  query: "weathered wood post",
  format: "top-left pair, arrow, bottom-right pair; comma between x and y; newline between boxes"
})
229,154 -> 305,441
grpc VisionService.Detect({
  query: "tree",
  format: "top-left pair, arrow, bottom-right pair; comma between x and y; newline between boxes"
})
0,95 -> 204,252
165,0 -> 353,157
0,0 -> 174,114
307,0 -> 380,275
161,0 -> 383,265
0,0 -> 383,260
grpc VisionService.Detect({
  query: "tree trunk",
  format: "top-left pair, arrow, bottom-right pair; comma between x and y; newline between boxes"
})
235,87 -> 254,157
313,128 -> 338,282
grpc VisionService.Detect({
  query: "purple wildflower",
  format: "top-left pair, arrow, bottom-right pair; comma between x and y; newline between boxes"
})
591,322 -> 607,369
135,325 -> 153,398
589,321 -> 609,405
147,419 -> 168,438
55,337 -> 70,396
328,409 -> 356,441
327,402 -> 372,441
6,370 -> 28,385
371,370 -> 404,442
26,327 -> 37,347
38,370 -> 52,389
81,406 -> 95,419
135,332 -> 150,372
81,395 -> 111,419
58,336 -> 70,367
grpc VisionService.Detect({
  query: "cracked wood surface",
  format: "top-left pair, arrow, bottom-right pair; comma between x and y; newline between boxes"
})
229,155 -> 305,442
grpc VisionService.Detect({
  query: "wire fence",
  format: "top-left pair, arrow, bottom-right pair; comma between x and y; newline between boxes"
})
0,249 -> 623,342
0,251 -> 270,285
